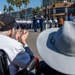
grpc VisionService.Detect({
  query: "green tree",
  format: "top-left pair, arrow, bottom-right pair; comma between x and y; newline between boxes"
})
3,5 -> 7,14
11,0 -> 15,6
32,7 -> 42,16
8,6 -> 14,12
7,0 -> 11,5
15,0 -> 22,10
53,0 -> 57,4
7,0 -> 15,12
7,0 -> 15,6
32,8 -> 37,16
22,0 -> 30,5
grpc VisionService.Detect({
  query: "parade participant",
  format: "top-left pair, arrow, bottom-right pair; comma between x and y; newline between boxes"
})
39,15 -> 45,32
37,21 -> 75,75
48,18 -> 52,28
33,15 -> 38,32
37,19 -> 40,29
54,17 -> 58,27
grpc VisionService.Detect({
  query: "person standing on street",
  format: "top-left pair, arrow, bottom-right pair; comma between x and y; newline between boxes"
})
58,16 -> 64,28
68,13 -> 74,21
33,15 -> 38,32
39,16 -> 45,32
54,17 -> 58,27
48,18 -> 53,28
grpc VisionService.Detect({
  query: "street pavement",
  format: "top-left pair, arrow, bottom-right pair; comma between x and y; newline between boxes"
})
26,24 -> 55,61
26,25 -> 56,74
27,29 -> 43,61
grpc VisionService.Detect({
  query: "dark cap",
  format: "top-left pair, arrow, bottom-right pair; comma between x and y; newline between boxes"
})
0,14 -> 16,31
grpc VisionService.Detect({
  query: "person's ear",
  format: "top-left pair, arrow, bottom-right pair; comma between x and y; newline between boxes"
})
10,28 -> 14,37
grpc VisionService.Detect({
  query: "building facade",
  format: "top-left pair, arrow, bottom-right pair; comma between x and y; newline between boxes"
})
43,2 -> 75,20
56,0 -> 75,2
43,0 -> 53,7
11,8 -> 33,20
42,0 -> 75,7
21,8 -> 33,19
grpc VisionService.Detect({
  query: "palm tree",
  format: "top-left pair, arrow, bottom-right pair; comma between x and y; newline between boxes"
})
7,0 -> 11,5
15,0 -> 22,10
53,0 -> 57,4
3,5 -> 7,14
32,7 -> 43,16
7,0 -> 15,12
35,7 -> 41,15
8,6 -> 14,12
32,8 -> 37,16
22,0 -> 30,7
7,0 -> 14,7
7,0 -> 15,5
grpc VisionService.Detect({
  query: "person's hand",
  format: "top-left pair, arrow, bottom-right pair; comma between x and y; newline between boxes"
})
14,28 -> 22,41
20,30 -> 29,45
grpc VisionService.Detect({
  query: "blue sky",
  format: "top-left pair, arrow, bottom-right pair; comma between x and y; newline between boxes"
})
0,0 -> 41,13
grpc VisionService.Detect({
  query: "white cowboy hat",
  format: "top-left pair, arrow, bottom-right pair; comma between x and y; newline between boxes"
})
36,21 -> 75,74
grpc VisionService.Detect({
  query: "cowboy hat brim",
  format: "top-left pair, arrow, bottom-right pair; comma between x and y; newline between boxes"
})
36,28 -> 75,74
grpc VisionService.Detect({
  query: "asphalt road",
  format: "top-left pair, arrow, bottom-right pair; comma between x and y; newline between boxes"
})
27,29 -> 43,61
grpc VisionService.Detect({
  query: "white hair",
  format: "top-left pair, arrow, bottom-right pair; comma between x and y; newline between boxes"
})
0,30 -> 11,36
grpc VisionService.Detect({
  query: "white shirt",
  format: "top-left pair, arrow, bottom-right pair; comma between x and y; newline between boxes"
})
0,35 -> 30,75
37,20 -> 40,23
54,19 -> 58,23
48,20 -> 52,23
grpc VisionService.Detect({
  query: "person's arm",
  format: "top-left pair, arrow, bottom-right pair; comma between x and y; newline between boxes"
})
13,29 -> 31,69
23,44 -> 34,59
14,29 -> 34,59
13,49 -> 30,69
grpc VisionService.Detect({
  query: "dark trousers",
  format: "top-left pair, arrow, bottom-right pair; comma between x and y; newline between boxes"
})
58,24 -> 63,28
40,25 -> 44,32
49,23 -> 52,28
38,61 -> 66,75
33,24 -> 37,32
55,23 -> 58,27
37,23 -> 40,28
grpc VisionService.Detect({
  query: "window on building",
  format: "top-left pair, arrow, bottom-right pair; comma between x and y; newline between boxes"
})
50,9 -> 53,14
56,8 -> 65,13
43,10 -> 46,15
68,8 -> 75,13
46,9 -> 49,15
